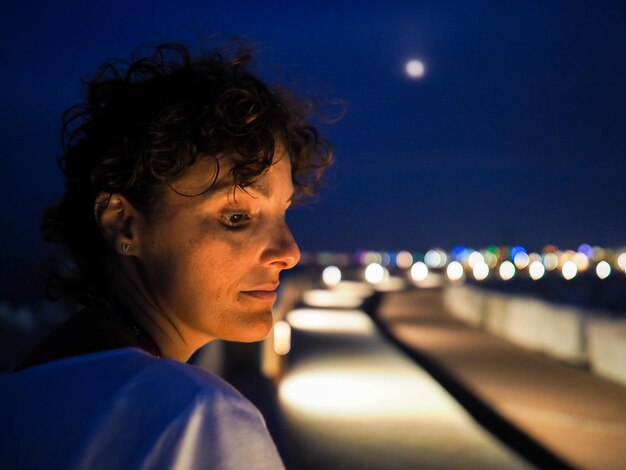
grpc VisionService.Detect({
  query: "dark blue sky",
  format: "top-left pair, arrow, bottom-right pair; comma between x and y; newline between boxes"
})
1,0 -> 625,268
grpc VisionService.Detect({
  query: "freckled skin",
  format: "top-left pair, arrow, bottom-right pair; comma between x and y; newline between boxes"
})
134,154 -> 300,348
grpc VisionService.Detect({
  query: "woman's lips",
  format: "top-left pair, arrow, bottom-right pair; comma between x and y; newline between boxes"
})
241,290 -> 278,302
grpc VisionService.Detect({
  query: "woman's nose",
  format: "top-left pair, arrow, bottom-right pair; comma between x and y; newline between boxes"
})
261,221 -> 301,269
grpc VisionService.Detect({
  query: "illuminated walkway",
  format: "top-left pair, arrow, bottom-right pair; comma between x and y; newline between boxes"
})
277,302 -> 531,469
376,289 -> 626,470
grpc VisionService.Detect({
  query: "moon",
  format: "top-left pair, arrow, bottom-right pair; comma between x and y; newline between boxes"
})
405,59 -> 425,79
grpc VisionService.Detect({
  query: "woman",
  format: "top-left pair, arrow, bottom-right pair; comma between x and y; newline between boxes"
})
0,43 -> 331,469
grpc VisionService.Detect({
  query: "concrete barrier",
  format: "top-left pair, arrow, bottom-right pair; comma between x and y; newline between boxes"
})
501,297 -> 586,364
540,304 -> 586,364
502,296 -> 547,352
443,285 -> 588,365
482,292 -> 509,336
587,317 -> 626,386
442,285 -> 484,326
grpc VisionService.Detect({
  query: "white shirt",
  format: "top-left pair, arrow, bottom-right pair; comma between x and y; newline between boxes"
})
0,348 -> 285,469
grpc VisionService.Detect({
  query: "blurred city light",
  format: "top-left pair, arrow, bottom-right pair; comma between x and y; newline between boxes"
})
510,246 -> 527,261
483,251 -> 498,268
425,249 -> 447,268
562,260 -> 578,280
410,261 -> 429,282
499,261 -> 515,280
322,266 -> 342,286
446,261 -> 464,281
543,253 -> 559,271
273,320 -> 291,355
513,252 -> 530,269
591,246 -> 606,262
451,245 -> 467,262
365,263 -> 387,284
396,250 -> 414,269
316,252 -> 336,266
573,252 -> 590,272
468,251 -> 484,269
361,251 -> 383,266
529,260 -> 545,280
596,261 -> 611,279
472,261 -> 489,281
578,244 -> 593,259
618,253 -> 626,271
308,244 -> 626,286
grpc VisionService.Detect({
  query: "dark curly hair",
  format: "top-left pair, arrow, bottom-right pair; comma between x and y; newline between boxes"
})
42,42 -> 332,306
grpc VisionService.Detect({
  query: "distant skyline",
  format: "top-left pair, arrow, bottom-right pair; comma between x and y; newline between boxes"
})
1,1 -> 625,269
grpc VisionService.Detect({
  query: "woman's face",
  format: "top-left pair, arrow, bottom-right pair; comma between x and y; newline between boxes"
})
133,154 -> 300,344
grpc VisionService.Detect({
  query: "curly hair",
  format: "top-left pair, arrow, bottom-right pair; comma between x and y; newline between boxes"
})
42,42 -> 332,306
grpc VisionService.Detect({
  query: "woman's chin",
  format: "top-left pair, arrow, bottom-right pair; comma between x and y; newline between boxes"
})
225,312 -> 275,343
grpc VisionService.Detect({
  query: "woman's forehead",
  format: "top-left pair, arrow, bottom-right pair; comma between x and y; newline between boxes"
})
167,154 -> 293,202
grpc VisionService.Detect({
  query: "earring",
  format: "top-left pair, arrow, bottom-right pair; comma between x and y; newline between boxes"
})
122,244 -> 130,253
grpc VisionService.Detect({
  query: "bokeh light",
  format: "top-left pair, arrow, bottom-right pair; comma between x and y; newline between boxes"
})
316,252 -> 336,266
510,246 -> 527,261
446,261 -> 464,281
361,251 -> 382,266
484,251 -> 498,268
425,249 -> 447,268
451,245 -> 467,262
322,266 -> 342,286
472,261 -> 489,281
529,260 -> 545,280
591,246 -> 605,262
499,261 -> 515,280
543,253 -> 559,271
396,251 -> 414,269
618,253 -> 626,271
596,261 -> 611,279
468,251 -> 484,269
410,261 -> 429,282
577,244 -> 593,259
513,252 -> 530,269
573,252 -> 590,272
562,260 -> 578,280
364,263 -> 387,284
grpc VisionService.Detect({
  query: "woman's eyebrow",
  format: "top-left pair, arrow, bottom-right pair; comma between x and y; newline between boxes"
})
206,181 -> 271,200
203,179 -> 295,202
249,181 -> 295,203
247,180 -> 272,198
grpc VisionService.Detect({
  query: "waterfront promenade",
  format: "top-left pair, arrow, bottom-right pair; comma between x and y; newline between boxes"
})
373,288 -> 626,470
258,282 -> 626,469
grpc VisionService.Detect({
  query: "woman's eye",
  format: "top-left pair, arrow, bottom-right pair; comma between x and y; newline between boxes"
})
222,212 -> 251,227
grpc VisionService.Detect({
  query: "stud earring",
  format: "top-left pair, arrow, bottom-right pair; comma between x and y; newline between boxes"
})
122,244 -> 130,253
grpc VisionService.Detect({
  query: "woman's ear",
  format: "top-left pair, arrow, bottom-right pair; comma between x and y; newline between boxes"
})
94,192 -> 141,256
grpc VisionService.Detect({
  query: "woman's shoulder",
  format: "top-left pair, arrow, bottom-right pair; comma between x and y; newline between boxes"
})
4,347 -> 247,407
2,347 -> 269,441
1,348 -> 284,469
131,349 -> 256,408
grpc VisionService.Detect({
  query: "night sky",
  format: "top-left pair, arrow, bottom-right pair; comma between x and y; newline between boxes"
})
1,1 -> 625,287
